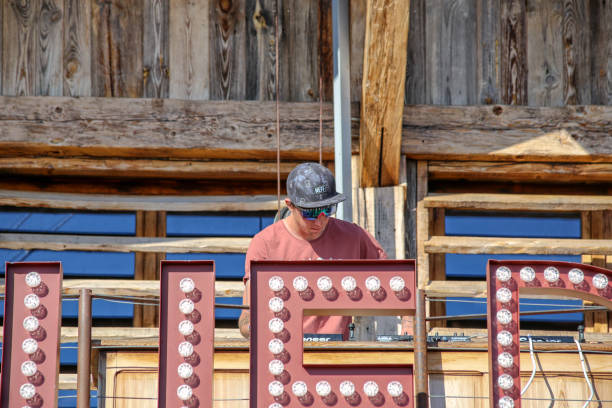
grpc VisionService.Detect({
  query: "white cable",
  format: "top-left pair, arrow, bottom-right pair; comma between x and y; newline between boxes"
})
520,335 -> 537,396
575,339 -> 594,408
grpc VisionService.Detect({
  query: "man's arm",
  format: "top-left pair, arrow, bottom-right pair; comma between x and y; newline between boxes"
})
238,279 -> 251,338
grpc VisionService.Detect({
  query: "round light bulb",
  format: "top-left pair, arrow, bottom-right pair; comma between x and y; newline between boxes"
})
178,299 -> 195,314
497,374 -> 514,390
365,276 -> 381,292
292,276 -> 309,292
593,273 -> 609,290
269,404 -> 283,408
22,339 -> 39,354
339,380 -> 355,397
317,276 -> 333,292
519,266 -> 536,282
178,341 -> 194,357
268,359 -> 284,376
498,352 -> 514,368
543,266 -> 560,283
292,381 -> 308,397
316,380 -> 332,397
268,276 -> 284,292
389,276 -> 405,292
21,361 -> 37,377
19,383 -> 36,399
387,381 -> 403,398
268,380 -> 284,397
268,339 -> 284,354
499,396 -> 515,408
495,266 -> 512,282
568,268 -> 584,285
177,384 -> 193,400
496,288 -> 512,304
497,331 -> 513,347
268,297 -> 284,313
268,318 -> 284,334
341,276 -> 357,292
178,320 -> 194,336
497,309 -> 512,325
179,278 -> 195,293
25,272 -> 42,288
363,381 -> 379,397
23,316 -> 39,332
177,363 -> 193,379
23,294 -> 40,310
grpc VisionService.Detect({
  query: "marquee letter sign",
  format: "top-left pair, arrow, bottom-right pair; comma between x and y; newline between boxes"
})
158,260 -> 215,408
487,260 -> 612,408
1,262 -> 63,408
250,260 -> 416,408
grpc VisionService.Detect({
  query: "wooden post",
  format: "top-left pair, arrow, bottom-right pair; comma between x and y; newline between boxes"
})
133,211 -> 166,327
582,211 -> 610,333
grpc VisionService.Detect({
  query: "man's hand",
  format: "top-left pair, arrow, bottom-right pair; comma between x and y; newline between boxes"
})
238,310 -> 250,339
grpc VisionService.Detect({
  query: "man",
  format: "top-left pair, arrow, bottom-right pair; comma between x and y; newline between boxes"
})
238,162 -> 387,339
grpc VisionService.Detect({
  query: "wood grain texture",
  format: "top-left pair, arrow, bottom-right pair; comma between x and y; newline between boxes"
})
589,0 -> 612,105
476,0 -> 500,104
349,0 -> 366,102
360,0 -> 410,186
562,0 -> 590,104
0,233 -> 251,253
210,0 -> 246,100
500,0 -> 527,105
169,0 -> 209,99
143,0 -> 169,98
526,0 -> 564,106
38,0 -> 63,95
404,0 -> 425,104
0,189 -> 279,211
63,0 -> 91,96
2,0 -> 40,95
245,0 -> 277,100
426,0 -> 477,105
317,0 -> 333,101
91,0 -> 144,97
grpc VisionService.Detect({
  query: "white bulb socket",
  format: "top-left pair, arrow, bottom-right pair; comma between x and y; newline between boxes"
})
497,374 -> 514,390
341,276 -> 357,292
23,316 -> 39,332
498,352 -> 514,368
387,381 -> 403,398
268,297 -> 284,313
543,266 -> 560,283
25,272 -> 42,288
593,273 -> 609,290
292,276 -> 309,292
268,380 -> 284,397
292,381 -> 308,397
498,396 -> 515,408
178,341 -> 194,357
568,268 -> 584,285
317,276 -> 333,292
495,266 -> 512,283
178,299 -> 195,314
268,318 -> 284,334
365,276 -> 381,292
21,361 -> 37,377
22,339 -> 38,355
497,309 -> 513,325
19,383 -> 36,399
268,339 -> 284,354
179,278 -> 195,293
497,331 -> 513,347
339,380 -> 355,397
177,363 -> 194,379
496,288 -> 512,304
363,381 -> 379,397
23,294 -> 40,310
389,276 -> 405,292
176,384 -> 193,400
268,359 -> 284,376
268,276 -> 284,292
316,380 -> 332,397
178,320 -> 194,336
519,266 -> 536,283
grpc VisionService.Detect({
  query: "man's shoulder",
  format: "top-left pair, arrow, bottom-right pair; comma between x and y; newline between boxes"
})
329,217 -> 367,234
252,219 -> 287,241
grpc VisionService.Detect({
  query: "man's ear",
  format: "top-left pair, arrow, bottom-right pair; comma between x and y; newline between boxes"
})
284,198 -> 292,207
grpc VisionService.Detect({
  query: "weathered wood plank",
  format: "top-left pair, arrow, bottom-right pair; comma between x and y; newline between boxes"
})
0,233 -> 251,253
0,157 -> 299,179
63,0 -> 91,96
38,0 -> 63,95
589,0 -> 612,105
360,0 -> 410,187
2,0 -> 40,95
91,0 -> 144,97
424,193 -> 612,212
210,0 -> 246,100
349,0 -> 366,102
428,160 -> 612,183
245,0 -> 277,101
168,0 -> 209,99
426,0 -> 477,105
317,0 -> 333,102
0,189 -> 278,211
562,0 -> 590,105
425,236 -> 612,255
404,0 -> 426,104
526,0 -> 563,106
143,0 -> 169,98
500,0 -> 527,105
476,0 -> 500,104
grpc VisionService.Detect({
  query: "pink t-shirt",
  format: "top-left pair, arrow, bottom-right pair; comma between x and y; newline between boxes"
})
244,217 -> 387,339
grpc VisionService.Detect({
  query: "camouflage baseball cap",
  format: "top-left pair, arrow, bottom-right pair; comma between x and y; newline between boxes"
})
286,162 -> 346,208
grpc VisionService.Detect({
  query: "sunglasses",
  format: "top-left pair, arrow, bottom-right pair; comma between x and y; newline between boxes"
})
293,204 -> 337,220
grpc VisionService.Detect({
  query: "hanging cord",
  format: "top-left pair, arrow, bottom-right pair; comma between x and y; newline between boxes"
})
275,11 -> 281,214
575,338 -> 595,408
520,335 -> 537,396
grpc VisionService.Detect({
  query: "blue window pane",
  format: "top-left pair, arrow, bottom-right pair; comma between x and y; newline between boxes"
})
0,250 -> 134,277
60,342 -> 78,365
446,214 -> 581,238
167,214 -> 263,237
215,297 -> 242,320
166,253 -> 245,279
446,254 -> 581,279
0,299 -> 132,321
58,389 -> 97,407
0,211 -> 135,235
446,297 -> 583,323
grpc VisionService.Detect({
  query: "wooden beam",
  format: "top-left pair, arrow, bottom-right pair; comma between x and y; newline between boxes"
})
428,161 -> 612,183
425,236 -> 612,255
424,193 -> 612,212
359,0 -> 410,186
0,189 -> 278,212
0,233 -> 250,253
